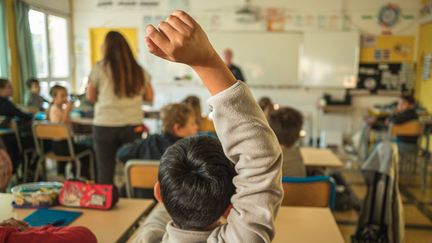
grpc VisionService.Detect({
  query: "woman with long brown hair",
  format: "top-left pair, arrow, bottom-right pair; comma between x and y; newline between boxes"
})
86,31 -> 153,184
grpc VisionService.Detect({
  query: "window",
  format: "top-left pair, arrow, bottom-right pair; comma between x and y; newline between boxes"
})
29,9 -> 71,98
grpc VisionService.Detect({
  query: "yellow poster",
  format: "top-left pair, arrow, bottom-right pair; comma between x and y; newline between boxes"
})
360,35 -> 415,63
89,28 -> 138,65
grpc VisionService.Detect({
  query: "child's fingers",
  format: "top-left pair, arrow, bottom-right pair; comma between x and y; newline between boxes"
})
158,21 -> 179,42
166,15 -> 192,34
145,37 -> 170,60
146,25 -> 170,52
171,10 -> 196,29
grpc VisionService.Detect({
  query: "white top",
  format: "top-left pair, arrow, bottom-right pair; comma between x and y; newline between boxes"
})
89,61 -> 150,127
48,105 -> 65,123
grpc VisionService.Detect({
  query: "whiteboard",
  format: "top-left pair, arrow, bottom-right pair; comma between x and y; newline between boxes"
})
208,32 -> 302,85
301,32 -> 360,88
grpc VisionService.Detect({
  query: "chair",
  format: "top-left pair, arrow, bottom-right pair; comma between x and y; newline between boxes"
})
33,122 -> 95,181
9,119 -> 36,182
282,176 -> 336,209
124,160 -> 159,198
390,121 -> 422,173
0,116 -> 35,182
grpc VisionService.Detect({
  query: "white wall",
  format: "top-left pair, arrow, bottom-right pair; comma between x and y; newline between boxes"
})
72,0 -> 418,141
25,0 -> 71,15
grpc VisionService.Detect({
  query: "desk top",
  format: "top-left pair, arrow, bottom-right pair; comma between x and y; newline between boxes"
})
300,147 -> 344,168
0,193 -> 154,243
71,117 -> 94,126
273,206 -> 344,243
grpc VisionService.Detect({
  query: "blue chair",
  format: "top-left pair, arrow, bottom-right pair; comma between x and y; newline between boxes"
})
282,176 -> 336,209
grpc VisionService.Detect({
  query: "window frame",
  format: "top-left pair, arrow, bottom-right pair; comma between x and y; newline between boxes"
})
29,6 -> 73,94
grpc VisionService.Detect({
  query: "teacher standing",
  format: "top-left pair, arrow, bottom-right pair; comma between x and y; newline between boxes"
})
223,48 -> 246,82
86,31 -> 153,184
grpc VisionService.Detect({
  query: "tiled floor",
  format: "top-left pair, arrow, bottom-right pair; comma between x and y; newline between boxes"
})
336,162 -> 432,243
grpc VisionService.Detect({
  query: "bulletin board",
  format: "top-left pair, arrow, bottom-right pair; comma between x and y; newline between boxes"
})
360,36 -> 415,63
89,28 -> 138,65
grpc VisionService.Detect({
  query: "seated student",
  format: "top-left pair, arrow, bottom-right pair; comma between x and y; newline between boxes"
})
0,139 -> 12,192
116,103 -> 198,163
47,85 -> 93,179
268,107 -> 306,177
132,11 -> 282,242
0,218 -> 97,243
387,95 -> 419,153
258,96 -> 275,119
25,78 -> 48,112
0,79 -> 33,122
0,79 -> 33,171
182,95 -> 215,133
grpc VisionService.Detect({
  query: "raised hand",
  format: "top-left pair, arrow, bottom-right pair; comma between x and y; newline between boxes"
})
145,10 -> 216,67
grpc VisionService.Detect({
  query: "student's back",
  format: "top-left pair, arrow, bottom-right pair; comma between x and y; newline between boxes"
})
132,11 -> 283,243
269,107 -> 306,177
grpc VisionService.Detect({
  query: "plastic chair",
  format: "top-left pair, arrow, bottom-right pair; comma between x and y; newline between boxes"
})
0,116 -> 35,182
32,122 -> 95,181
282,176 -> 336,209
390,121 -> 422,173
124,160 -> 159,198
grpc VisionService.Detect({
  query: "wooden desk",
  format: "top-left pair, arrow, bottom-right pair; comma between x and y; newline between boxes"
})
0,193 -> 154,243
273,206 -> 344,243
300,147 -> 343,168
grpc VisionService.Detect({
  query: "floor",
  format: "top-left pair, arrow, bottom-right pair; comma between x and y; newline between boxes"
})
334,154 -> 432,243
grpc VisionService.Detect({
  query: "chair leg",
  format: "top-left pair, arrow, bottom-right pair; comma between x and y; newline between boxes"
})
34,156 -> 45,182
89,152 -> 95,181
23,153 -> 29,183
74,159 -> 82,179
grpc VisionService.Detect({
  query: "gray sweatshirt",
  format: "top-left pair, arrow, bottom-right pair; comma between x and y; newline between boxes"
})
132,81 -> 283,243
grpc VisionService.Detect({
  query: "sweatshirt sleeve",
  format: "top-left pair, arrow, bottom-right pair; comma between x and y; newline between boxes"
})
132,204 -> 171,243
3,226 -> 97,243
1,99 -> 33,121
207,81 -> 283,243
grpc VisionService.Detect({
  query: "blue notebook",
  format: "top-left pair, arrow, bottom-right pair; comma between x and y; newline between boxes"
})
24,208 -> 82,227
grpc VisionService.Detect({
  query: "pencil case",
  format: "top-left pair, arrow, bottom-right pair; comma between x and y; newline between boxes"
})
59,180 -> 119,210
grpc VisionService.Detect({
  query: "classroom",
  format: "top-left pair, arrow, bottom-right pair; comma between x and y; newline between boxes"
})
0,0 -> 431,242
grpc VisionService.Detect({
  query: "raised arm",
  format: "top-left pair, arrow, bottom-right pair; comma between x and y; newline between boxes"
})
145,10 -> 236,95
146,11 -> 283,242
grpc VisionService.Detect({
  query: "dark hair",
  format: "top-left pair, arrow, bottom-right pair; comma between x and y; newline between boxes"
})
400,95 -> 415,105
182,96 -> 202,127
268,107 -> 303,147
0,78 -> 9,88
49,85 -> 67,98
258,97 -> 274,118
160,103 -> 195,135
26,78 -> 39,89
103,31 -> 144,98
159,136 -> 236,230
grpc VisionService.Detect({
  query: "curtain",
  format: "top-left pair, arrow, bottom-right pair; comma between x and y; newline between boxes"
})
0,0 -> 8,78
15,0 -> 36,97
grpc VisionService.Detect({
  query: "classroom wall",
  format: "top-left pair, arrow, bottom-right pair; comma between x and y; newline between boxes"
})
72,0 -> 418,141
23,0 -> 70,15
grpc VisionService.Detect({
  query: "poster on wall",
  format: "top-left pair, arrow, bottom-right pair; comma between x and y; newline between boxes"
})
283,13 -> 342,31
420,0 -> 432,17
97,0 -> 161,9
423,53 -> 432,81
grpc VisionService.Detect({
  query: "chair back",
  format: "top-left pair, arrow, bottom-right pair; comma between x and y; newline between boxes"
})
0,116 -> 24,152
32,122 -> 75,156
390,121 -> 422,136
282,176 -> 336,209
124,160 -> 159,198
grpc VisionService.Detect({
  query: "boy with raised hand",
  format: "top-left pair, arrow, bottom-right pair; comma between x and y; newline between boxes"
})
134,10 -> 283,243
